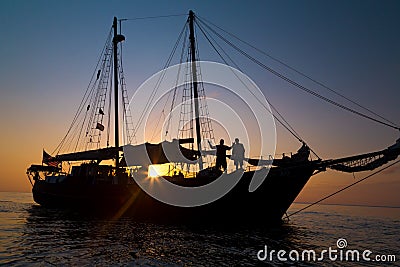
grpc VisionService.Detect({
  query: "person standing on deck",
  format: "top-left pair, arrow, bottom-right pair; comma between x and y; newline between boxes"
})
208,139 -> 232,172
232,138 -> 245,170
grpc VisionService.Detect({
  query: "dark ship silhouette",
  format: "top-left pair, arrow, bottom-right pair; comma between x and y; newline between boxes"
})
27,12 -> 400,224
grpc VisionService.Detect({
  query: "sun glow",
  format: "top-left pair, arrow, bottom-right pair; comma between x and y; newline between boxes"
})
148,165 -> 170,177
148,166 -> 159,177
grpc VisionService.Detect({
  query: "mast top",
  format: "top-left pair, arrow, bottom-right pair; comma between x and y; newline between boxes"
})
113,17 -> 125,43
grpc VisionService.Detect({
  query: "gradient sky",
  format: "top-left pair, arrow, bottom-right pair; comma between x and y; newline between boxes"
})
1,0 -> 399,206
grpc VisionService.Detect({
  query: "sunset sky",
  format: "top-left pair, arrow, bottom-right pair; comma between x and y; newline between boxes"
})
1,0 -> 399,206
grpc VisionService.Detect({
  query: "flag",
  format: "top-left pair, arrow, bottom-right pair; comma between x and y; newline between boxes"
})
42,150 -> 60,167
96,122 -> 105,131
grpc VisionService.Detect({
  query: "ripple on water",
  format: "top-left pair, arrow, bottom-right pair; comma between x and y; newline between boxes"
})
0,195 -> 399,266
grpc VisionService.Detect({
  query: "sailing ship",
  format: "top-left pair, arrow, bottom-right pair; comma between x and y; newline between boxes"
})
26,12 -> 400,224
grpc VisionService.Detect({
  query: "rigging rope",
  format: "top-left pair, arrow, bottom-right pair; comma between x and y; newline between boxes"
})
52,28 -> 114,155
106,62 -> 113,147
195,19 -> 324,159
132,22 -> 188,138
165,24 -> 189,140
286,158 -> 400,219
197,16 -> 399,129
196,17 -> 400,132
195,20 -> 303,141
120,14 -> 187,21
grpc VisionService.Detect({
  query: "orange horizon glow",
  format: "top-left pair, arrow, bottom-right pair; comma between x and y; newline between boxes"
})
1,1 -> 399,209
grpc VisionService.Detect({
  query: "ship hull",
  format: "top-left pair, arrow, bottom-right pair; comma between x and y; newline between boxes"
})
32,164 -> 315,224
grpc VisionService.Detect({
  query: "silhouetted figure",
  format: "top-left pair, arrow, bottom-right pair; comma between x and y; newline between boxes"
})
208,139 -> 231,172
232,138 -> 245,170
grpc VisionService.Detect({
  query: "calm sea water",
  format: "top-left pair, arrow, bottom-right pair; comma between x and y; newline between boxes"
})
0,192 -> 398,266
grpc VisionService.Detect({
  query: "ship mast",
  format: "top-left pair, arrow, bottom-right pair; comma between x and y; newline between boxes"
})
112,17 -> 125,169
188,10 -> 203,170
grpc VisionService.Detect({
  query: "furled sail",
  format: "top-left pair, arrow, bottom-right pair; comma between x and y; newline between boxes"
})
321,138 -> 400,173
55,147 -> 121,161
123,139 -> 199,166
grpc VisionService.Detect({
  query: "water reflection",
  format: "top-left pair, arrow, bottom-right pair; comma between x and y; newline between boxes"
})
1,198 -> 398,266
19,205 -> 310,266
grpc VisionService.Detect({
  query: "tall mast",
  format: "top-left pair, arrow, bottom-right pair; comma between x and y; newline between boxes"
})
188,10 -> 203,170
112,17 -> 125,169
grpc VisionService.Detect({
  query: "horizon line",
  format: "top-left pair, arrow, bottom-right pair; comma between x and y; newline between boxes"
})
294,201 -> 400,209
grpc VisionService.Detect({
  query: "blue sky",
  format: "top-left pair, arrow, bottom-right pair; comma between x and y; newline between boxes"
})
0,0 -> 399,205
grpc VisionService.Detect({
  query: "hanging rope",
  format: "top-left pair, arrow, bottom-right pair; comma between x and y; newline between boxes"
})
286,158 -> 400,219
196,17 -> 400,132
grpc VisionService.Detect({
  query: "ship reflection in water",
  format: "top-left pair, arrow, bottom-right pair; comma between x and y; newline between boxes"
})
1,193 -> 398,266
